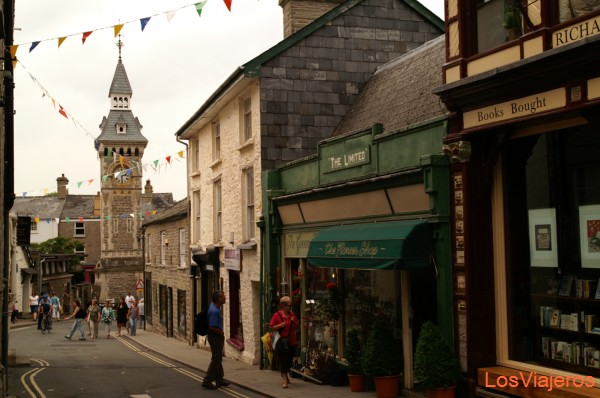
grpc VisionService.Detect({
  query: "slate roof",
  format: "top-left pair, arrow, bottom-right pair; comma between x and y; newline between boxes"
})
61,195 -> 97,219
143,198 -> 187,226
11,197 -> 65,219
109,59 -> 132,96
97,58 -> 147,144
175,0 -> 444,137
142,193 -> 175,218
333,35 -> 447,136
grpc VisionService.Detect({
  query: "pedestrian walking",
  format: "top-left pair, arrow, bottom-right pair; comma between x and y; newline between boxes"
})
101,300 -> 115,338
29,291 -> 39,322
202,290 -> 229,390
116,297 -> 128,336
138,298 -> 145,329
11,301 -> 18,324
270,296 -> 299,389
38,293 -> 52,331
87,299 -> 101,339
125,292 -> 134,334
50,292 -> 61,321
64,300 -> 87,340
128,300 -> 140,336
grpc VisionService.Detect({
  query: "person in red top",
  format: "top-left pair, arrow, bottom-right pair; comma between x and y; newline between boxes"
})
270,296 -> 299,389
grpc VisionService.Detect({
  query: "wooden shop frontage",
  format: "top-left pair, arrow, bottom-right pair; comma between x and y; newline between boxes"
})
435,1 -> 600,397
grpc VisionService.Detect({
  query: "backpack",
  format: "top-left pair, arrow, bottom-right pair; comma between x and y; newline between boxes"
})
195,311 -> 209,336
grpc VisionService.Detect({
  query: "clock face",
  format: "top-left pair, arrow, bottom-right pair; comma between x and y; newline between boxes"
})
115,167 -> 131,184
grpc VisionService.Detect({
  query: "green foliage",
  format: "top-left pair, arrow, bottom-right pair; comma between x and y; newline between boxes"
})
413,321 -> 462,389
361,320 -> 402,377
344,328 -> 362,375
32,237 -> 85,266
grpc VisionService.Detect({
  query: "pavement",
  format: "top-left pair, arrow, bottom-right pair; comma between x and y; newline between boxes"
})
9,317 -> 425,398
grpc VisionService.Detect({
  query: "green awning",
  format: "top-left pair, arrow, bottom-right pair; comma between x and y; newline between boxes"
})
307,220 -> 432,270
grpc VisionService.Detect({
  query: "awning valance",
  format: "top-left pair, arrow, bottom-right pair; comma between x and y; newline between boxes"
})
307,220 -> 432,270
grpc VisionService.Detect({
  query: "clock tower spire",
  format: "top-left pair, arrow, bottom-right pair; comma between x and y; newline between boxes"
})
95,41 -> 148,300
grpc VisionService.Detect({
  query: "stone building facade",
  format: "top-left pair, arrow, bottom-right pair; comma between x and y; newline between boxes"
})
142,199 -> 191,343
176,0 -> 443,367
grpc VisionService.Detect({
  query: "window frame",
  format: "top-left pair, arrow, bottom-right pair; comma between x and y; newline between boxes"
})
243,168 -> 255,241
160,231 -> 167,266
242,96 -> 252,142
213,120 -> 221,161
179,228 -> 186,268
193,190 -> 201,243
214,179 -> 222,243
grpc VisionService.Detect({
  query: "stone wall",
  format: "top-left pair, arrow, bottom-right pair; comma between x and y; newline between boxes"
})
260,0 -> 443,169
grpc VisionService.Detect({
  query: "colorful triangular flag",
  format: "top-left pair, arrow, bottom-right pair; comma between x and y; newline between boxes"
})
166,10 -> 178,22
195,1 -> 208,17
29,41 -> 40,53
223,0 -> 232,11
166,155 -> 171,164
140,17 -> 151,31
58,105 -> 68,119
82,31 -> 93,44
114,24 -> 124,37
58,37 -> 67,48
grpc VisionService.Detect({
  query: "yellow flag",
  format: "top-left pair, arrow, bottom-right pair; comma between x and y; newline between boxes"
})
12,58 -> 17,70
178,151 -> 184,158
9,45 -> 18,57
114,24 -> 124,37
58,37 -> 67,48
119,155 -> 123,166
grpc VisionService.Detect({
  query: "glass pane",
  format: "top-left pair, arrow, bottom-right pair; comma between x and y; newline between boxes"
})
477,0 -> 523,53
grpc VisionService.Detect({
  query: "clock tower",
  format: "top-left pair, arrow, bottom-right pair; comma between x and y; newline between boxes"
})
95,44 -> 148,300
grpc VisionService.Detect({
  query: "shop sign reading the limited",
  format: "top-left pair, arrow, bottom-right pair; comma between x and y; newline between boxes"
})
463,88 -> 565,129
324,146 -> 370,173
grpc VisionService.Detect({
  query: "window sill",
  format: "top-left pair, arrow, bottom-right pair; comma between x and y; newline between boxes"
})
226,336 -> 245,351
237,241 -> 257,250
237,139 -> 254,152
210,159 -> 222,169
190,171 -> 201,177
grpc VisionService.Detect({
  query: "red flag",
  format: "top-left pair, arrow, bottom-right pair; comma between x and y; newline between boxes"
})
58,106 -> 68,119
78,217 -> 83,222
82,31 -> 93,44
223,0 -> 232,11
166,155 -> 171,164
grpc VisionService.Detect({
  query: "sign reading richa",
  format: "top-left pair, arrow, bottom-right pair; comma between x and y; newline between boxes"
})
463,88 -> 565,129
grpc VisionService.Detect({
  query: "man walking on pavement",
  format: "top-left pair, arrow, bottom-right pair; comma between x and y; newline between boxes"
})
202,290 -> 230,390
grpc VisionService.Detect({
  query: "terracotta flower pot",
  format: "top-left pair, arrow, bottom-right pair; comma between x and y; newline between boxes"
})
374,375 -> 400,398
426,386 -> 456,398
348,374 -> 365,392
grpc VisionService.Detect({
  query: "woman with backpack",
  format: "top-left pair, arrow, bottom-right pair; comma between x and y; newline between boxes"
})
64,300 -> 87,340
101,300 -> 115,338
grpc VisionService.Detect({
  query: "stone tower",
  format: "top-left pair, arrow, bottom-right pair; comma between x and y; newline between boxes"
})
94,46 -> 148,301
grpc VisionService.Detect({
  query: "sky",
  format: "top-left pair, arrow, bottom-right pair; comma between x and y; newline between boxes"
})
13,0 -> 444,202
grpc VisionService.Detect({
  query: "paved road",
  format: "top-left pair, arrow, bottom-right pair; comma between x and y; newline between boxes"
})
8,321 -> 263,398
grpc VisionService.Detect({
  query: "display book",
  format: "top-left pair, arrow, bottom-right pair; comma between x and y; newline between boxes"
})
538,275 -> 600,369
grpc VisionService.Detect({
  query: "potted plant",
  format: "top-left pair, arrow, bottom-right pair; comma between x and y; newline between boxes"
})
414,321 -> 462,398
344,328 -> 364,392
361,320 -> 402,398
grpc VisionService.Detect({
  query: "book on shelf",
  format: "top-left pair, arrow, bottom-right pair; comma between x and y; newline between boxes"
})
558,275 -> 575,296
540,306 -> 554,327
550,309 -> 561,328
585,315 -> 598,333
576,279 -> 597,299
595,277 -> 600,299
584,346 -> 599,367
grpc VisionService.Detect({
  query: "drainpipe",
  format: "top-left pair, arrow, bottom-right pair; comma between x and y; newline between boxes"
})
258,216 -> 265,369
175,134 -> 193,342
2,0 -> 15,392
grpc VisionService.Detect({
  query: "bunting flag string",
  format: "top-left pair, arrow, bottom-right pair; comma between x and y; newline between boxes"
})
8,0 -> 238,57
27,203 -> 171,225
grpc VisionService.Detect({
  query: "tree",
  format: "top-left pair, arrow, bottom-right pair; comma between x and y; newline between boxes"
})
32,237 -> 85,265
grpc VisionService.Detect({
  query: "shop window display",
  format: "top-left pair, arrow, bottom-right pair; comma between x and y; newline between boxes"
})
505,125 -> 600,376
300,265 -> 401,383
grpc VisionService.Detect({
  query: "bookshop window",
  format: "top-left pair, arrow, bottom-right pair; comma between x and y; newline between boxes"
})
476,0 -> 523,53
504,125 -> 600,375
559,0 -> 600,23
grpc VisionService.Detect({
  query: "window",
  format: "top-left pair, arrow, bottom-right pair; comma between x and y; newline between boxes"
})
74,222 -> 85,237
213,121 -> 221,161
159,284 -> 167,325
160,231 -> 167,265
242,96 -> 252,142
179,228 -> 186,268
126,218 -> 133,233
244,168 -> 255,240
214,180 -> 222,242
227,270 -> 244,350
504,125 -> 600,377
559,0 -> 600,23
193,190 -> 201,242
113,219 -> 119,233
476,0 -> 523,53
30,220 -> 37,232
75,244 -> 86,255
193,137 -> 200,172
146,233 -> 151,263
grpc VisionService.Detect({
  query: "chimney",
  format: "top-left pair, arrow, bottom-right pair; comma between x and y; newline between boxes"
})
57,174 -> 69,199
144,179 -> 153,201
279,0 -> 344,38
93,192 -> 101,217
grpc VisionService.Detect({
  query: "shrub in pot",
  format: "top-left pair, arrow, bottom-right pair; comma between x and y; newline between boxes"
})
345,328 -> 364,392
362,320 -> 402,398
414,321 -> 462,398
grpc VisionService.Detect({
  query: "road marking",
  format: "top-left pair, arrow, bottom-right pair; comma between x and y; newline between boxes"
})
115,336 -> 251,398
21,367 -> 46,398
